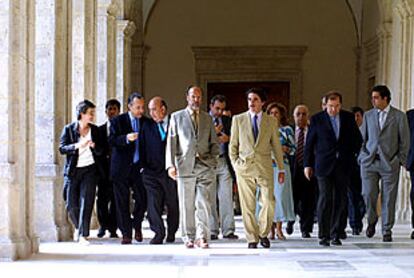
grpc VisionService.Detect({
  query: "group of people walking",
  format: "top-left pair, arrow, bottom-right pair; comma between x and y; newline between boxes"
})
59,84 -> 414,249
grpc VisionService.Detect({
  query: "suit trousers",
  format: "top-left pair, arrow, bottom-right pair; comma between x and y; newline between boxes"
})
65,164 -> 97,237
316,164 -> 348,240
113,163 -> 147,238
97,175 -> 117,234
236,171 -> 274,243
410,170 -> 414,229
176,159 -> 214,242
209,156 -> 236,237
142,171 -> 179,239
361,158 -> 400,235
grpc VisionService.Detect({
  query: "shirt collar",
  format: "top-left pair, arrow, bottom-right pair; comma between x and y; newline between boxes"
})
186,107 -> 199,116
248,110 -> 263,119
378,104 -> 391,114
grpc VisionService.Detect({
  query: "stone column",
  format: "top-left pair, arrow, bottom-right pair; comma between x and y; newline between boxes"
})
107,2 -> 118,102
376,22 -> 393,85
0,0 -> 38,260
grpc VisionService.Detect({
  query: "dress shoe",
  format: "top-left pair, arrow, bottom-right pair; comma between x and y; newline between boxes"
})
319,238 -> 330,247
411,230 -> 414,240
352,229 -> 360,236
301,231 -> 311,238
366,224 -> 376,238
383,234 -> 392,242
150,236 -> 164,245
166,234 -> 175,243
210,234 -> 219,240
185,240 -> 194,248
286,222 -> 294,235
121,236 -> 132,245
97,228 -> 106,238
223,233 -> 239,239
338,231 -> 347,240
259,237 -> 271,248
331,238 -> 342,246
134,228 -> 143,242
248,242 -> 258,249
195,238 -> 209,249
110,232 -> 119,238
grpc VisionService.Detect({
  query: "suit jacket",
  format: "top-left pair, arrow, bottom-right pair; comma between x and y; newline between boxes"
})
358,106 -> 410,171
407,109 -> 414,171
304,110 -> 362,177
140,116 -> 170,175
59,122 -> 104,178
108,112 -> 150,180
229,111 -> 284,181
98,122 -> 110,174
166,108 -> 219,177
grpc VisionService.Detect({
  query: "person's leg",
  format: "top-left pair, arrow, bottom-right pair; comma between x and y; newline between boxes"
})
217,158 -> 236,236
78,166 -> 97,238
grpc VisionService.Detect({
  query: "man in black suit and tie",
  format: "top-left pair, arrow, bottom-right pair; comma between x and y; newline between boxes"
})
304,91 -> 362,246
140,97 -> 179,244
109,92 -> 149,244
97,99 -> 120,238
407,109 -> 414,239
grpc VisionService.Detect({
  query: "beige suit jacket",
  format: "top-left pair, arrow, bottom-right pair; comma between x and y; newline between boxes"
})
229,111 -> 284,180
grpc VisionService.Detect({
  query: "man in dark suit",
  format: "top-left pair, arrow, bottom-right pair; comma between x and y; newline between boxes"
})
304,91 -> 362,246
140,97 -> 179,244
109,92 -> 149,244
97,99 -> 120,238
406,109 -> 414,239
208,95 -> 238,240
287,104 -> 317,239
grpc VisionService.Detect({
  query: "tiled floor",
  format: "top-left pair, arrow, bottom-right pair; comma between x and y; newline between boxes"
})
2,217 -> 414,278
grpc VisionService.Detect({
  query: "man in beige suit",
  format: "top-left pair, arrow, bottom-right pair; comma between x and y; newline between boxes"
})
229,88 -> 285,249
166,86 -> 219,249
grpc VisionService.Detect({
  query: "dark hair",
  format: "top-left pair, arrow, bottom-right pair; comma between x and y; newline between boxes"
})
371,85 -> 391,103
210,94 -> 227,105
127,92 -> 144,105
325,90 -> 343,103
105,99 -> 121,110
245,87 -> 267,102
351,106 -> 364,116
76,99 -> 96,120
266,102 -> 288,126
186,85 -> 203,95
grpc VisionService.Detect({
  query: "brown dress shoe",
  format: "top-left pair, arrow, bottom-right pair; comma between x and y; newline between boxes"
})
195,238 -> 209,249
121,236 -> 132,245
259,237 -> 271,248
135,228 -> 143,242
248,242 -> 258,248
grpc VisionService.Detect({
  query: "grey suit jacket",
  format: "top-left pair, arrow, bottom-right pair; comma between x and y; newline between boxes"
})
166,108 -> 219,177
358,106 -> 410,171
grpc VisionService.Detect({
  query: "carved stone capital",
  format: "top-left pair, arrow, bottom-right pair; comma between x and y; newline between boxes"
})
107,2 -> 119,19
117,20 -> 136,39
376,22 -> 393,39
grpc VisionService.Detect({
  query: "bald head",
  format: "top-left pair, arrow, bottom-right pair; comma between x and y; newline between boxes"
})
148,96 -> 167,123
293,105 -> 309,128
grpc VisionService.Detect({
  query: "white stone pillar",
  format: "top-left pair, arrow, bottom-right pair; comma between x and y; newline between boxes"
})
0,0 -> 38,260
376,22 -> 393,85
107,2 -> 118,102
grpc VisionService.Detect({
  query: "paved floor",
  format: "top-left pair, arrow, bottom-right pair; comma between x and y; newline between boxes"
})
2,217 -> 414,278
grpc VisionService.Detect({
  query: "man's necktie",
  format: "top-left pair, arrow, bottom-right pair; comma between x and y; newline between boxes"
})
379,110 -> 386,130
158,121 -> 166,141
330,116 -> 339,139
193,111 -> 199,134
296,128 -> 304,166
133,117 -> 140,163
253,114 -> 258,142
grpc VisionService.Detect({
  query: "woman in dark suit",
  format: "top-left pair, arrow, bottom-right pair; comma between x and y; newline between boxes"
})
59,99 -> 104,245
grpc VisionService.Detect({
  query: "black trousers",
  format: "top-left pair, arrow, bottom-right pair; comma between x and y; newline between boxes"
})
410,170 -> 414,229
290,165 -> 317,233
142,170 -> 179,238
97,174 -> 117,234
316,164 -> 348,240
64,164 -> 97,237
113,163 -> 147,238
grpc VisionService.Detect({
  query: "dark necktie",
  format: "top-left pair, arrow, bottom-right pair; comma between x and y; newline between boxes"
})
158,121 -> 166,141
133,117 -> 140,163
330,116 -> 339,139
253,115 -> 258,142
296,128 -> 304,166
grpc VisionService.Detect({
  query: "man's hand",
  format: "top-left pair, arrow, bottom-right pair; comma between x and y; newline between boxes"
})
214,124 -> 223,135
217,133 -> 229,144
168,166 -> 177,180
278,172 -> 285,184
127,132 -> 139,142
304,167 -> 313,181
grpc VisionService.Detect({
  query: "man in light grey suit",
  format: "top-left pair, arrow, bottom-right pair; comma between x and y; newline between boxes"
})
359,85 -> 410,242
166,86 -> 219,249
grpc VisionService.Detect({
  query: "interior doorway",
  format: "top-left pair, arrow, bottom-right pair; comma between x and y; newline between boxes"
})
207,81 -> 290,116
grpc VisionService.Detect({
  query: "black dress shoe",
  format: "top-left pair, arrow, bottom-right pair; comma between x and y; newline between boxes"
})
411,231 -> 414,240
383,234 -> 392,242
366,224 -> 376,238
121,236 -> 132,245
210,234 -> 219,240
352,229 -> 360,236
331,238 -> 342,246
150,236 -> 164,244
286,222 -> 294,235
248,242 -> 258,249
166,234 -> 175,243
301,231 -> 311,238
97,228 -> 106,238
110,232 -> 119,238
134,228 -> 143,242
259,237 -> 271,248
319,238 -> 330,246
223,233 -> 239,239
